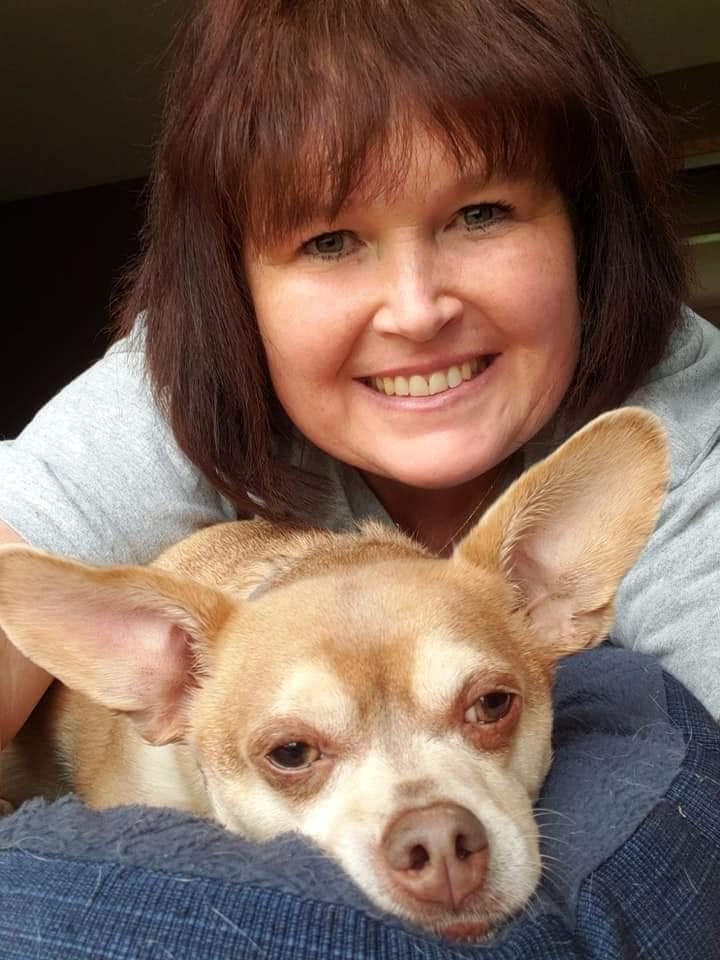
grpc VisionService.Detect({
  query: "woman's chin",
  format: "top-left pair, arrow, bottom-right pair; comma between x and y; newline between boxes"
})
363,450 -> 509,494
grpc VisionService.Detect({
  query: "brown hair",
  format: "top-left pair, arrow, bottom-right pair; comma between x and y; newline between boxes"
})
118,0 -> 687,519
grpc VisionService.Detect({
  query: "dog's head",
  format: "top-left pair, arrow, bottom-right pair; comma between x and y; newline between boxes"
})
0,408 -> 668,939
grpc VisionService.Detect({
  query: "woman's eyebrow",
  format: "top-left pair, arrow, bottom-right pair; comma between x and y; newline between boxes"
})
450,169 -> 524,195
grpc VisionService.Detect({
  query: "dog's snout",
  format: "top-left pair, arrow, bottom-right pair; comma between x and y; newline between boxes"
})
382,802 -> 489,911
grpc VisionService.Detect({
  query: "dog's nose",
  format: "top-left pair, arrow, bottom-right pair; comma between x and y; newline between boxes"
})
382,802 -> 489,910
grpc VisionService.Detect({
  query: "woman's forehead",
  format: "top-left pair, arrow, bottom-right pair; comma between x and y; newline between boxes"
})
307,128 -> 488,212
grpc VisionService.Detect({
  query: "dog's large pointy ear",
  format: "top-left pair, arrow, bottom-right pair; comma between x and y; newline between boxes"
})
453,408 -> 669,660
0,547 -> 233,744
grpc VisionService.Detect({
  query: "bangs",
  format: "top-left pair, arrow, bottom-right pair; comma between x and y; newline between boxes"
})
200,0 -> 594,252
241,101 -> 553,252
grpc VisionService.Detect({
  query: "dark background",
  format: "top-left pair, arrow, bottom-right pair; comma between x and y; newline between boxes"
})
1,179 -> 146,435
1,0 -> 718,439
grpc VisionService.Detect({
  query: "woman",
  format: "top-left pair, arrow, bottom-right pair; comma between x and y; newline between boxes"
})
0,3 -> 719,953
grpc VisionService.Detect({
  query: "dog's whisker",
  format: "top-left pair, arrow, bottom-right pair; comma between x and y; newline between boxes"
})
533,807 -> 579,823
538,871 -> 565,896
538,854 -> 565,866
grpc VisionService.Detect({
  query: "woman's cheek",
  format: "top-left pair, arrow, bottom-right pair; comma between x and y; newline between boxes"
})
257,274 -> 365,382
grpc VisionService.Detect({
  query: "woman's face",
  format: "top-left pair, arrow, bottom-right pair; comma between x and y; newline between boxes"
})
245,130 -> 580,491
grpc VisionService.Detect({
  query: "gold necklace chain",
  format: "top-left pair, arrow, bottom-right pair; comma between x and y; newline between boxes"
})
437,452 -> 521,556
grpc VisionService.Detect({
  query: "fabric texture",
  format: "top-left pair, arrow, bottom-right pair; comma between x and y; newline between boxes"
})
1,646 -> 718,959
1,311 -> 720,717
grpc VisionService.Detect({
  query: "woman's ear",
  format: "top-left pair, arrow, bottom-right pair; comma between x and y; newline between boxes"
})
453,408 -> 669,659
0,547 -> 233,744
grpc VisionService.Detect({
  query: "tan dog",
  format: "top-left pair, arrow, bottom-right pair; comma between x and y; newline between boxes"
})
0,408 -> 667,941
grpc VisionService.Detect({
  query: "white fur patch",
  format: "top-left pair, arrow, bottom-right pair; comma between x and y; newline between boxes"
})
269,661 -> 358,739
411,631 -> 506,714
129,740 -> 208,812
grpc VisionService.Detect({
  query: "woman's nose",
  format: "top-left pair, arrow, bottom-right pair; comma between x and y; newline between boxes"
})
372,249 -> 462,342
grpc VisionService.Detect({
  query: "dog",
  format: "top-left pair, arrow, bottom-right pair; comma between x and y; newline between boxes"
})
0,408 -> 668,940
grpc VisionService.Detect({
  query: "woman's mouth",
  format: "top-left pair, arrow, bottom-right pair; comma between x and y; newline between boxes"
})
364,355 -> 495,398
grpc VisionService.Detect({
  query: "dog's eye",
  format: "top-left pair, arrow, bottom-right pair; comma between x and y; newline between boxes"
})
464,691 -> 514,724
267,741 -> 321,770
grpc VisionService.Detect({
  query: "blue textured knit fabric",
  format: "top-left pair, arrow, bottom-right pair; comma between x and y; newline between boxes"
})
1,647 -> 719,959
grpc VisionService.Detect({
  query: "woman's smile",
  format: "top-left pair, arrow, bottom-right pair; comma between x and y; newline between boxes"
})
362,354 -> 493,398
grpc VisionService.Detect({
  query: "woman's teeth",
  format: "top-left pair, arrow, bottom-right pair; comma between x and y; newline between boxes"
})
370,357 -> 489,397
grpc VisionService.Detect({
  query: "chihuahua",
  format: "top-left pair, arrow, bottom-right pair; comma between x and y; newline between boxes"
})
0,408 -> 668,941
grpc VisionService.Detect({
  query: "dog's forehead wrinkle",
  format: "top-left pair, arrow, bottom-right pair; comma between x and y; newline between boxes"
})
248,531 -> 429,598
249,555 -> 501,644
264,555 -> 454,607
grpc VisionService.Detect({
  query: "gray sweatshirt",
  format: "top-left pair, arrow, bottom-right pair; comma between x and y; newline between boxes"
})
1,310 -> 719,716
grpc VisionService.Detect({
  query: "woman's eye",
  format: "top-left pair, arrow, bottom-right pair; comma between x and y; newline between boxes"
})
457,203 -> 511,231
302,230 -> 357,260
267,741 -> 321,770
464,691 -> 515,724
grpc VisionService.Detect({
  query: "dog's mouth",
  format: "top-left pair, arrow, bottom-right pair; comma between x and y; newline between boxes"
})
436,919 -> 492,942
386,886 -> 509,942
415,900 -> 510,943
